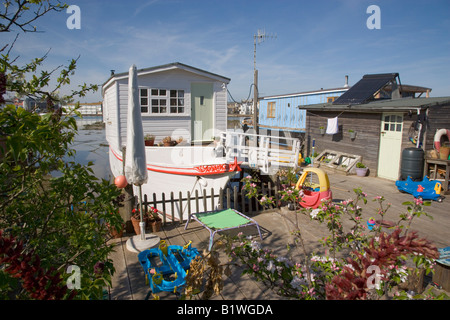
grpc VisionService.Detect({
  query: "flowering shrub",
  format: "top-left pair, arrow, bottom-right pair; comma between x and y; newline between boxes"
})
226,178 -> 443,300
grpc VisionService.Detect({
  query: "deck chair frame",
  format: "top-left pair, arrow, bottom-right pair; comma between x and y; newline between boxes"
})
184,208 -> 263,251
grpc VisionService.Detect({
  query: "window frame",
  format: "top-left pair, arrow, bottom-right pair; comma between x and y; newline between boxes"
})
267,101 -> 276,118
139,87 -> 186,116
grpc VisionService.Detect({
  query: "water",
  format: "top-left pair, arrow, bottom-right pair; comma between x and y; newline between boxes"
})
69,116 -> 113,181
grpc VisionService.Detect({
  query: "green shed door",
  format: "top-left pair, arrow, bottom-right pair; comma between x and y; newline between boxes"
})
191,83 -> 214,142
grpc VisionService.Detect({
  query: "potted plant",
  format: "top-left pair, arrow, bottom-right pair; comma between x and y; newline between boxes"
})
355,162 -> 368,177
148,206 -> 162,232
349,129 -> 356,139
319,126 -> 326,135
144,134 -> 155,146
131,208 -> 142,235
162,136 -> 173,146
106,212 -> 125,239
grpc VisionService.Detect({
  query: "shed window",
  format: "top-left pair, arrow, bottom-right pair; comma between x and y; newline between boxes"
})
383,114 -> 403,132
267,102 -> 276,118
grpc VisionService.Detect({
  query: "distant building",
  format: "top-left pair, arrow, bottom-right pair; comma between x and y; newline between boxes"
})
259,86 -> 349,134
64,102 -> 103,115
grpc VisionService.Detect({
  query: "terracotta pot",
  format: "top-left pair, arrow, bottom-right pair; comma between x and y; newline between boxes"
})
145,140 -> 154,146
110,226 -> 123,239
150,219 -> 162,232
106,223 -> 124,238
131,216 -> 141,235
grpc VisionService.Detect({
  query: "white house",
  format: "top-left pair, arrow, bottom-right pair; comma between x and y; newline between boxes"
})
102,62 -> 230,151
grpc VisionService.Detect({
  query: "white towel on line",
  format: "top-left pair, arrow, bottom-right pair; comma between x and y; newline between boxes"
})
326,117 -> 339,134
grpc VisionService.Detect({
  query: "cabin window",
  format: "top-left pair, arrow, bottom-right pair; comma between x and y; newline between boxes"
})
267,102 -> 276,118
150,89 -> 167,114
170,90 -> 185,113
140,89 -> 148,113
140,88 -> 185,115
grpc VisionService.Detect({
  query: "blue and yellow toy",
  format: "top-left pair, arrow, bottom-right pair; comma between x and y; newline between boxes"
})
138,240 -> 199,296
395,176 -> 444,202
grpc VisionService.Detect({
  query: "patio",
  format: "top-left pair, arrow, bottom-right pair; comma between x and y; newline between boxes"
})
108,171 -> 450,300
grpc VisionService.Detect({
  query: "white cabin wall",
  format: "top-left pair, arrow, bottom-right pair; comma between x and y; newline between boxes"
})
214,82 -> 227,135
116,68 -> 228,146
103,82 -> 120,150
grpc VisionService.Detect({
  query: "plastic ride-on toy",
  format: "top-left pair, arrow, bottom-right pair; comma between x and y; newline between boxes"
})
138,240 -> 199,298
295,167 -> 332,209
395,176 -> 444,202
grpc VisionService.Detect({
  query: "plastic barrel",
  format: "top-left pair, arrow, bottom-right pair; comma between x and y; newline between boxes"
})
400,147 -> 424,181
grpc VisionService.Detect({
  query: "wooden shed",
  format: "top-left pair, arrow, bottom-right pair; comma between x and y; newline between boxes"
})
102,62 -> 230,151
300,75 -> 450,181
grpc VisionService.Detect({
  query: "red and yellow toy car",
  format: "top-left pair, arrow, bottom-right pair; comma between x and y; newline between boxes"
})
295,168 -> 333,209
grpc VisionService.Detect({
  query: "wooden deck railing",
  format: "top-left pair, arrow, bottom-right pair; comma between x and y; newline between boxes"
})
141,182 -> 282,225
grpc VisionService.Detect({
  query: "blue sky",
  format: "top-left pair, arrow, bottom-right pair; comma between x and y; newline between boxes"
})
4,0 -> 450,103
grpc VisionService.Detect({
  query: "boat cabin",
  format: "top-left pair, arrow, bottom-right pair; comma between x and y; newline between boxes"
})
102,62 -> 230,151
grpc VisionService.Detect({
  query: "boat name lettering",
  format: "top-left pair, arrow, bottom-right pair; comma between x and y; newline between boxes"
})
194,164 -> 228,174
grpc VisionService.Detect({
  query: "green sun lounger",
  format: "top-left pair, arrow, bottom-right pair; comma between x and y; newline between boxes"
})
184,208 -> 263,251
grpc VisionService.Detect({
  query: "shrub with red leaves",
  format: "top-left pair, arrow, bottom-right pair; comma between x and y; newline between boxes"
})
0,230 -> 76,300
325,228 -> 439,300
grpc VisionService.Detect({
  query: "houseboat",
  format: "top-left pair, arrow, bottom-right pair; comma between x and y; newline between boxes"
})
102,62 -> 301,217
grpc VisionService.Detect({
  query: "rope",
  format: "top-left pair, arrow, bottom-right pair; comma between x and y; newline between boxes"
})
306,110 -> 346,118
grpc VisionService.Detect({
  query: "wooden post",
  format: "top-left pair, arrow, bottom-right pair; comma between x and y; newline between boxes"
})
253,69 -> 259,136
187,191 -> 192,222
234,186 -> 238,211
170,192 -> 175,224
162,192 -> 166,225
219,188 -> 224,210
179,191 -> 183,224
195,190 -> 199,213
204,189 -> 208,211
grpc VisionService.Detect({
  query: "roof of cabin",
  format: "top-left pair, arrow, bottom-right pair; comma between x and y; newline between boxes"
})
260,87 -> 350,100
102,62 -> 231,90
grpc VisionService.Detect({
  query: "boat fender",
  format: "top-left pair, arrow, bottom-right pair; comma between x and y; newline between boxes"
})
434,129 -> 450,152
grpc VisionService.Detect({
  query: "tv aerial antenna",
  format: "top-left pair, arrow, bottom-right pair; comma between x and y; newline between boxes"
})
252,29 -> 276,135
253,28 -> 276,71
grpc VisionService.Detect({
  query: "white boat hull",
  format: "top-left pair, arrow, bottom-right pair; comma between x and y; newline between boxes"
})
109,145 -> 240,220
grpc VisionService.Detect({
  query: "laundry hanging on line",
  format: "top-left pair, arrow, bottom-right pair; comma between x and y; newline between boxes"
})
326,117 -> 339,134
